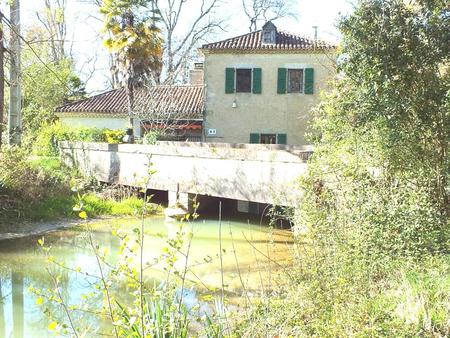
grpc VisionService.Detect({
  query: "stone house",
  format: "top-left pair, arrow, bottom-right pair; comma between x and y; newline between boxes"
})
56,21 -> 335,145
199,21 -> 336,145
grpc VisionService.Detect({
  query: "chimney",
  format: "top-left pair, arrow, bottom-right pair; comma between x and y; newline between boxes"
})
189,62 -> 204,85
312,26 -> 318,41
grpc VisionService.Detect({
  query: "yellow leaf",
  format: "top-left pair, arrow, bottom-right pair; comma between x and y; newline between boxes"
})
36,297 -> 44,305
79,211 -> 87,220
48,321 -> 58,331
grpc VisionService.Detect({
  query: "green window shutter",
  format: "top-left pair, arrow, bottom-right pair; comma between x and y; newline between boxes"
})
225,68 -> 235,93
304,68 -> 314,94
250,133 -> 260,144
277,68 -> 287,94
277,133 -> 287,145
252,68 -> 262,94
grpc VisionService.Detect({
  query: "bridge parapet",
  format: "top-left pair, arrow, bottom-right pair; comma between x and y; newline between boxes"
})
59,141 -> 311,207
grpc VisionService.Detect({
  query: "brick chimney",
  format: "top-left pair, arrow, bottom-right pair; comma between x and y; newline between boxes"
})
189,62 -> 204,85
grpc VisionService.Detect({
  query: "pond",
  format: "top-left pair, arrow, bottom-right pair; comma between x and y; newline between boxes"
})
0,215 -> 293,337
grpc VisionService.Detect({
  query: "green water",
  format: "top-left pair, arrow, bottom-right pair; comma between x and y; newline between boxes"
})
0,216 -> 293,338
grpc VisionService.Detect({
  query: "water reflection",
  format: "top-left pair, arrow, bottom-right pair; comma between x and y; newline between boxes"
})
0,216 -> 293,337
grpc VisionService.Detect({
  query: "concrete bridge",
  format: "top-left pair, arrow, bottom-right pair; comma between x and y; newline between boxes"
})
59,141 -> 311,212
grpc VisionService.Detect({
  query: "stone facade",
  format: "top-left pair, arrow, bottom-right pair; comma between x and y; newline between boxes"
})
201,51 -> 335,145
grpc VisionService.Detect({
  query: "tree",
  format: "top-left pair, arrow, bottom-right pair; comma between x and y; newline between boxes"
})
8,0 -> 21,145
299,0 -> 449,265
20,26 -> 86,134
242,0 -> 295,32
154,0 -> 224,84
36,0 -> 67,63
284,1 -> 449,333
335,0 -> 449,219
100,0 -> 163,138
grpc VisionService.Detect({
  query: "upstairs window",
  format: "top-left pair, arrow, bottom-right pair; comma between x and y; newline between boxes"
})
287,69 -> 304,93
277,67 -> 314,94
225,68 -> 262,94
236,68 -> 252,92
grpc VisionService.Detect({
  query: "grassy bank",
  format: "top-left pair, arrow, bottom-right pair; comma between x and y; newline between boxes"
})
20,194 -> 159,221
0,148 -> 160,226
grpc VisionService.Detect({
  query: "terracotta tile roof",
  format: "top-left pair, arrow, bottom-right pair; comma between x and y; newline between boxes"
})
55,85 -> 204,120
200,30 -> 335,51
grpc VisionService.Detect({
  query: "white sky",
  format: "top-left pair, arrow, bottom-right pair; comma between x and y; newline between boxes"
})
15,0 -> 354,93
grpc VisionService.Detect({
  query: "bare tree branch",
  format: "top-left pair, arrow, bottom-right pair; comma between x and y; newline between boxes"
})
154,0 -> 225,84
242,0 -> 296,32
35,0 -> 67,62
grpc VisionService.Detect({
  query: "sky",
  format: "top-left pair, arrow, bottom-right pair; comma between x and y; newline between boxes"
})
14,0 -> 355,93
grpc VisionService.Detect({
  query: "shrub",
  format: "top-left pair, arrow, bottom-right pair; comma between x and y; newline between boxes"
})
142,130 -> 161,145
33,122 -> 75,156
33,122 -> 126,156
0,146 -> 72,220
103,129 -> 125,144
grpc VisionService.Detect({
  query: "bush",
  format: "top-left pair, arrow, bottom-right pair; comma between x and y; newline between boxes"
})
142,130 -> 161,145
103,129 -> 125,144
0,146 -> 72,220
33,122 -> 126,156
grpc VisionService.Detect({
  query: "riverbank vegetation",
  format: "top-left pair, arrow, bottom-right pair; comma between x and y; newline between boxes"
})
236,0 -> 449,336
0,147 -> 156,226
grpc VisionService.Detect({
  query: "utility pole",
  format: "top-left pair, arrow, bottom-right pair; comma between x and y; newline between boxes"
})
0,13 -> 4,150
8,0 -> 21,145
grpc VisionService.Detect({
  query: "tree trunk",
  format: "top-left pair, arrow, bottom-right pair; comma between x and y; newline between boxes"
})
8,0 -> 21,145
126,71 -> 135,142
0,21 -> 4,150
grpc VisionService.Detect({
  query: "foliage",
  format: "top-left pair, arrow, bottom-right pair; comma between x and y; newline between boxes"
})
32,177 -> 230,337
21,27 -> 86,134
0,147 -> 72,220
238,0 -> 449,336
33,122 -> 125,156
100,0 -> 163,88
0,146 -> 147,222
236,255 -> 450,337
142,130 -> 160,144
80,194 -> 159,217
103,129 -> 126,144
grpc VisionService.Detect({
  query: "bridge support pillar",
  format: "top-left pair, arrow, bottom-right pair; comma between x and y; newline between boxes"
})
168,190 -> 192,212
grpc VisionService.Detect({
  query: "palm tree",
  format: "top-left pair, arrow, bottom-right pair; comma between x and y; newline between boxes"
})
100,0 -> 163,140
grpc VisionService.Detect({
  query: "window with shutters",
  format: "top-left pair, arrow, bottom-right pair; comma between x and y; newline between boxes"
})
278,67 -> 313,94
236,68 -> 252,92
260,133 -> 277,144
287,69 -> 304,93
250,133 -> 287,144
226,68 -> 262,94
